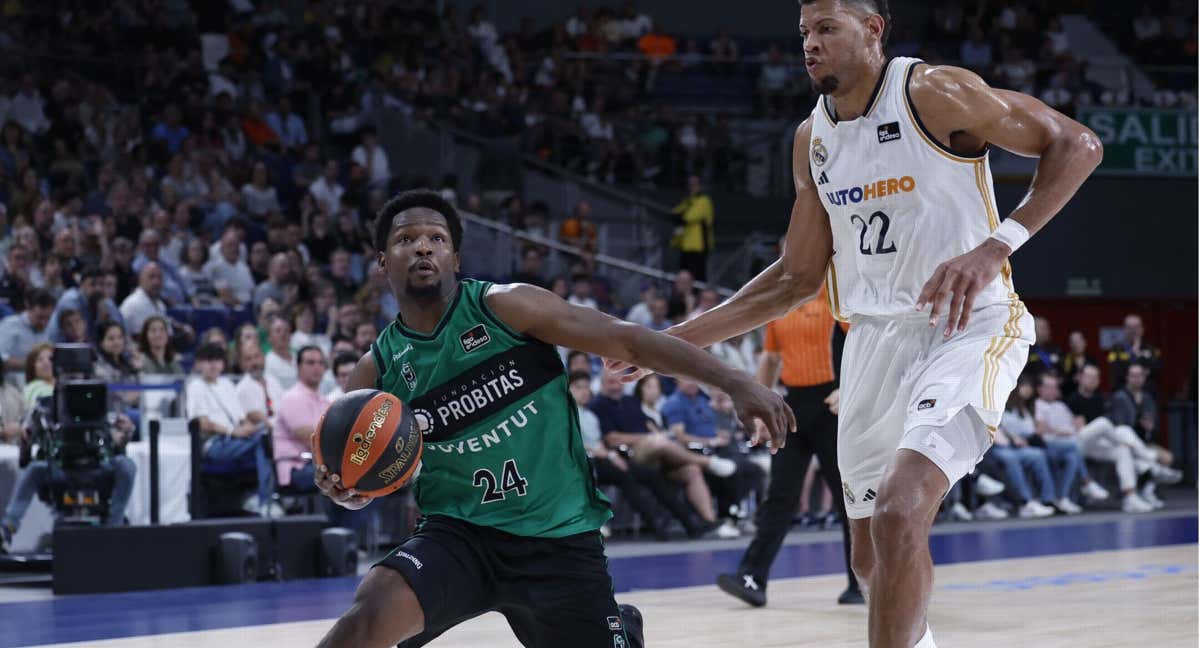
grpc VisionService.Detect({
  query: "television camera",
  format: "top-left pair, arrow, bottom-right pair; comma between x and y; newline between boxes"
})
19,344 -> 125,525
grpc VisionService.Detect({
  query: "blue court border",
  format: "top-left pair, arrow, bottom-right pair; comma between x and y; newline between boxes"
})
2,514 -> 1195,647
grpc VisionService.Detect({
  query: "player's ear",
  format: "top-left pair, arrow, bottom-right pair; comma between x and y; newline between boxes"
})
453,251 -> 461,273
376,252 -> 386,269
864,12 -> 886,44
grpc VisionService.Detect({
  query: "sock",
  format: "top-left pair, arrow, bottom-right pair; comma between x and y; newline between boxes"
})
913,625 -> 936,648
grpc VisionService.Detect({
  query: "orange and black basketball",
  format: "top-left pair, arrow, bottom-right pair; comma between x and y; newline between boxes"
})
313,389 -> 423,498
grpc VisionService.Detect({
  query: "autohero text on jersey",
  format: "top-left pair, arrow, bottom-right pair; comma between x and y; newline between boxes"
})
825,175 -> 916,206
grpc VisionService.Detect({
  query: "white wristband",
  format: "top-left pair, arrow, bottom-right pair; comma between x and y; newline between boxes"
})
988,219 -> 1030,254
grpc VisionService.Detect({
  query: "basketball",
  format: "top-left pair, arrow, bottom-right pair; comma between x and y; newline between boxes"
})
313,389 -> 423,498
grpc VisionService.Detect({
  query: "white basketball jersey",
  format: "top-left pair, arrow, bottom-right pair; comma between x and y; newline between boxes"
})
809,57 -> 1017,320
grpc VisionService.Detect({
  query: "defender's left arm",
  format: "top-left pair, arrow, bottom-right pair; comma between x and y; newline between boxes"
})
910,65 -> 1104,335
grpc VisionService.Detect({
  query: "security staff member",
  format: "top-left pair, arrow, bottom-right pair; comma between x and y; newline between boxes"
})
716,284 -> 862,606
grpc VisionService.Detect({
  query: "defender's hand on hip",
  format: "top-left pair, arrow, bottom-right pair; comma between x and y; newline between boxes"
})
915,239 -> 1008,338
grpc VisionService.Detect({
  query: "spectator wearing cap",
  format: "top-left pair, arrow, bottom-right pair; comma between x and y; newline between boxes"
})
46,265 -> 124,344
186,342 -> 276,517
0,288 -> 54,371
1107,314 -> 1162,391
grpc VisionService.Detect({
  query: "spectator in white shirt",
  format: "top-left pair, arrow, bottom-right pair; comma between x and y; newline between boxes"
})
264,314 -> 297,390
309,160 -> 344,215
119,262 -> 175,336
132,229 -> 187,305
185,343 -> 275,515
203,226 -> 256,307
290,301 -> 332,357
351,127 -> 390,187
235,341 -> 284,433
240,161 -> 281,217
1034,372 -> 1154,513
624,283 -> 658,328
567,274 -> 598,310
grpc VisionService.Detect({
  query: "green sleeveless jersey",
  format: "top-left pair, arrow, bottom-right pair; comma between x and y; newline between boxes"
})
371,279 -> 610,538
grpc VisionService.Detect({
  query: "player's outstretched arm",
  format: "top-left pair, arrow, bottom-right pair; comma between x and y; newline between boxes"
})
487,284 -> 797,451
908,64 -> 1104,335
666,118 -> 833,350
313,351 -> 379,510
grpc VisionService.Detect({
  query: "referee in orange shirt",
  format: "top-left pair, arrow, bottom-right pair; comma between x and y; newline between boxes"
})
717,285 -> 862,606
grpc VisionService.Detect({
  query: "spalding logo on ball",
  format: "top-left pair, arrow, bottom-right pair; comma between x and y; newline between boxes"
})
314,389 -> 424,498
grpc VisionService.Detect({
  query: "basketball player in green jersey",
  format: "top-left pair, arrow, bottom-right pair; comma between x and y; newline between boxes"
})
314,189 -> 795,648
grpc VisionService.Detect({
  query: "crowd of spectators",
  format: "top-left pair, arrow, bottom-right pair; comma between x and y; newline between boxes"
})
922,1 -> 1197,116
0,2 -> 1191,547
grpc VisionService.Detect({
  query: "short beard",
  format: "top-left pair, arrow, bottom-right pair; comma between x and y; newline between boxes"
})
811,74 -> 840,95
404,281 -> 443,301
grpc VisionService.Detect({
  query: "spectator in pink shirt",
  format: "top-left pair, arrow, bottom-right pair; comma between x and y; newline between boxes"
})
274,345 -> 329,489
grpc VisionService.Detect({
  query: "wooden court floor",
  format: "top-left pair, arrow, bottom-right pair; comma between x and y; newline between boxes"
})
31,544 -> 1197,648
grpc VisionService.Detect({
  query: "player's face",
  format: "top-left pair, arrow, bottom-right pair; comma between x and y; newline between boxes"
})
799,0 -> 880,95
380,209 -> 461,301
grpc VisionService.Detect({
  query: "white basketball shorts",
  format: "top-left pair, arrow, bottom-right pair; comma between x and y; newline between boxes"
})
837,301 -> 1033,519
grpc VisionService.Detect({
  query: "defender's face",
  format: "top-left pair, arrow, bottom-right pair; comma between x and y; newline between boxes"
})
799,0 -> 876,93
380,209 -> 460,296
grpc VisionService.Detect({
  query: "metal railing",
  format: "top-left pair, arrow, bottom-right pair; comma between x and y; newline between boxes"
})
457,211 -> 736,308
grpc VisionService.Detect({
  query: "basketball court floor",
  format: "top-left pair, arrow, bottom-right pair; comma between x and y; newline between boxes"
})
2,501 -> 1195,647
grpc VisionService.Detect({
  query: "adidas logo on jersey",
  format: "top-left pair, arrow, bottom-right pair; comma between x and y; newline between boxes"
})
877,121 -> 902,143
817,171 -> 830,186
863,489 -> 877,502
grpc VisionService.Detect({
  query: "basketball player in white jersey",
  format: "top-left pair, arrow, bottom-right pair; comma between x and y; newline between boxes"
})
609,1 -> 1103,645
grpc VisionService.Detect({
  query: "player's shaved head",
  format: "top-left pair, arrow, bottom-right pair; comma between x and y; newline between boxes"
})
799,0 -> 890,96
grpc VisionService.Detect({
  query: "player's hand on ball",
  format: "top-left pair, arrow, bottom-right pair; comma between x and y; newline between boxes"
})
915,238 -> 1008,338
315,464 -> 373,510
730,380 -> 795,454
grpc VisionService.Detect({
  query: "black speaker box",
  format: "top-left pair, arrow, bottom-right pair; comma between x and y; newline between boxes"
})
52,515 -> 327,594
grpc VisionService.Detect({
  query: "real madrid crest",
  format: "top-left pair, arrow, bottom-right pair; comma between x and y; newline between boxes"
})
812,137 -> 829,167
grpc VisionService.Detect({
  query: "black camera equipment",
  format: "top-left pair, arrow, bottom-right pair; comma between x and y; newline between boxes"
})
20,344 -> 117,524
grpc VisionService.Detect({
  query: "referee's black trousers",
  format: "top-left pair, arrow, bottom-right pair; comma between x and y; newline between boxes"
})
737,381 -> 858,591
